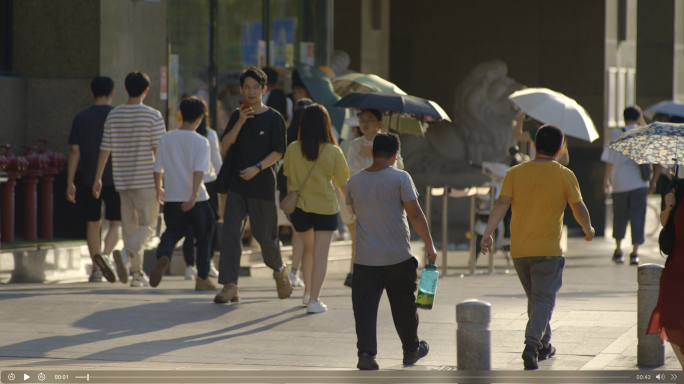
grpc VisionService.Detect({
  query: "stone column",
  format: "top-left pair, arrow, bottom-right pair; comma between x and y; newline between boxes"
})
456,299 -> 491,370
637,264 -> 664,366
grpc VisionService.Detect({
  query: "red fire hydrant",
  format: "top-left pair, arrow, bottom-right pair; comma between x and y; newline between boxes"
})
38,140 -> 66,239
21,145 -> 49,241
0,145 -> 29,243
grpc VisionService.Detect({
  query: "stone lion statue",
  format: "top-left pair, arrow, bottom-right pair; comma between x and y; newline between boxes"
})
402,59 -> 524,189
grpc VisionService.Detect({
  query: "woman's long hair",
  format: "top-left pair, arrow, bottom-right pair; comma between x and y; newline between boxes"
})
298,104 -> 338,161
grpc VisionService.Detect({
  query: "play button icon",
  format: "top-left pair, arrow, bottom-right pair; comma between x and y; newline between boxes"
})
24,374 -> 29,380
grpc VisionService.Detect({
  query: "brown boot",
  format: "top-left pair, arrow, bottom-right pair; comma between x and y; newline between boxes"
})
214,283 -> 240,303
196,276 -> 218,291
149,256 -> 169,288
273,265 -> 293,299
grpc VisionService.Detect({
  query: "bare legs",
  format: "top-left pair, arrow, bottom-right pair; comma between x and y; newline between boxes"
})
291,230 -> 304,271
299,229 -> 334,301
104,221 -> 122,255
87,220 -> 121,270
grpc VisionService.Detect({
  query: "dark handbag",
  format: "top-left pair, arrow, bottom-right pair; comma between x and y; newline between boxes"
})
658,178 -> 682,256
215,147 -> 236,194
639,164 -> 652,182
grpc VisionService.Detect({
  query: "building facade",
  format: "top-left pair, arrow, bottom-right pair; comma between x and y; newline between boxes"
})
2,0 -> 684,239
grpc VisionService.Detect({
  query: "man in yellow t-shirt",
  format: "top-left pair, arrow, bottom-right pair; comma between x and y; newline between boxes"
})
480,124 -> 595,370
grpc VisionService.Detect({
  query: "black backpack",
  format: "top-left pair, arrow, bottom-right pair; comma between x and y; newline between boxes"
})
658,178 -> 683,264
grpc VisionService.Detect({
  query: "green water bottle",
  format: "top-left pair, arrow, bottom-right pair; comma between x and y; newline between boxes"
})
416,260 -> 439,310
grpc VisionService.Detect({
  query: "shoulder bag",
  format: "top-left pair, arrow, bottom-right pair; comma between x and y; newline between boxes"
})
280,146 -> 324,214
215,145 -> 237,194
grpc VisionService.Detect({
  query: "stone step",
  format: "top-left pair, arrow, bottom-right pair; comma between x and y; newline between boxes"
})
1,239 -> 429,283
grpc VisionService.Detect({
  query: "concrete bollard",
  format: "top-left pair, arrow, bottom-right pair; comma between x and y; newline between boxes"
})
456,299 -> 491,370
637,264 -> 664,366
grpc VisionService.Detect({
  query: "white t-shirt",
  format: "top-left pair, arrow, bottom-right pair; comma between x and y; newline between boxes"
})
154,130 -> 210,202
205,128 -> 223,183
600,124 -> 649,193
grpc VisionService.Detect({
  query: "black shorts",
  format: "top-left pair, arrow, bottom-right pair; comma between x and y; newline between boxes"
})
290,207 -> 338,232
84,185 -> 121,222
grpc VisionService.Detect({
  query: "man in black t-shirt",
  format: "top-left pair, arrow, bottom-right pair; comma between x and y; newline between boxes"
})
66,77 -> 121,284
216,67 -> 292,303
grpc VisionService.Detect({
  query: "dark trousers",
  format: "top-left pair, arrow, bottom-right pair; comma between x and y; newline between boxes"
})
352,257 -> 420,356
157,201 -> 215,279
183,181 -> 219,266
612,187 -> 647,245
218,191 -> 283,285
183,226 -> 217,266
512,256 -> 565,350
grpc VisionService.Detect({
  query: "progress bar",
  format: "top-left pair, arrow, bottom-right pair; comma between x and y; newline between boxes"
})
1,370 -> 682,383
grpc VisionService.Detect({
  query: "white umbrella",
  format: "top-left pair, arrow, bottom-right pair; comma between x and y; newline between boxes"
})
644,100 -> 684,119
509,88 -> 599,142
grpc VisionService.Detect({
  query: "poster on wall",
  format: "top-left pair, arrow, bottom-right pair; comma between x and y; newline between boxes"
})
300,42 -> 315,66
160,66 -> 167,100
241,21 -> 263,66
168,54 -> 180,131
258,40 -> 267,68
272,17 -> 297,67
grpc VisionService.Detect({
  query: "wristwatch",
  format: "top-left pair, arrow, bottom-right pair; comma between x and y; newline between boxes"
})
255,162 -> 263,172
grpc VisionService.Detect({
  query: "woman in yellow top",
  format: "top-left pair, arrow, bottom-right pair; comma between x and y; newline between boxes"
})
284,104 -> 350,314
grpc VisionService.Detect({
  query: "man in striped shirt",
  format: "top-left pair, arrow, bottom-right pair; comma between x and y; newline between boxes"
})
93,72 -> 166,288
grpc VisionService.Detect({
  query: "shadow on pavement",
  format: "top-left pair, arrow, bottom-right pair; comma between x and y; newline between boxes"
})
0,297 -> 304,363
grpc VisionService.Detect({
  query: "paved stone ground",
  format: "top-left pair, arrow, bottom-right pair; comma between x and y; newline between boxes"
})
0,236 -> 681,372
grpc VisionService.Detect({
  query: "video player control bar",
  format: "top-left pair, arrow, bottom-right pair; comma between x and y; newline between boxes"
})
1,370 -> 682,383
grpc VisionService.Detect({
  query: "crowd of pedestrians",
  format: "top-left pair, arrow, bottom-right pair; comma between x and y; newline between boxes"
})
65,68 -> 683,372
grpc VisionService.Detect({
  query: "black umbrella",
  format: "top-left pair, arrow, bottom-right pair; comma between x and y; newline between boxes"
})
332,92 -> 451,122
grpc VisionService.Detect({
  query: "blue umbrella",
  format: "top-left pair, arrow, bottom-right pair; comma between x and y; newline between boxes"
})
294,62 -> 345,132
644,100 -> 684,119
333,92 -> 451,122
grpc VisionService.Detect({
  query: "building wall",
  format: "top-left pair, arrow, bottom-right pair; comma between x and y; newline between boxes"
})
675,0 -> 684,101
8,0 -> 100,155
636,0 -> 675,109
360,0 -> 390,79
388,0 -> 609,235
0,0 -> 169,156
12,0 -> 100,78
100,0 -> 169,116
333,0 -> 361,72
0,76 -> 25,148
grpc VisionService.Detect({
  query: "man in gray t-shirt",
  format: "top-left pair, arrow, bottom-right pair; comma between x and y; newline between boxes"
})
347,166 -> 416,266
345,133 -> 437,371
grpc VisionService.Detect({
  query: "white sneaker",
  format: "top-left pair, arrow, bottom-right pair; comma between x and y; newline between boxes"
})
185,266 -> 197,280
289,271 -> 304,287
208,262 -> 219,278
130,272 -> 150,287
307,300 -> 327,314
302,292 -> 310,307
